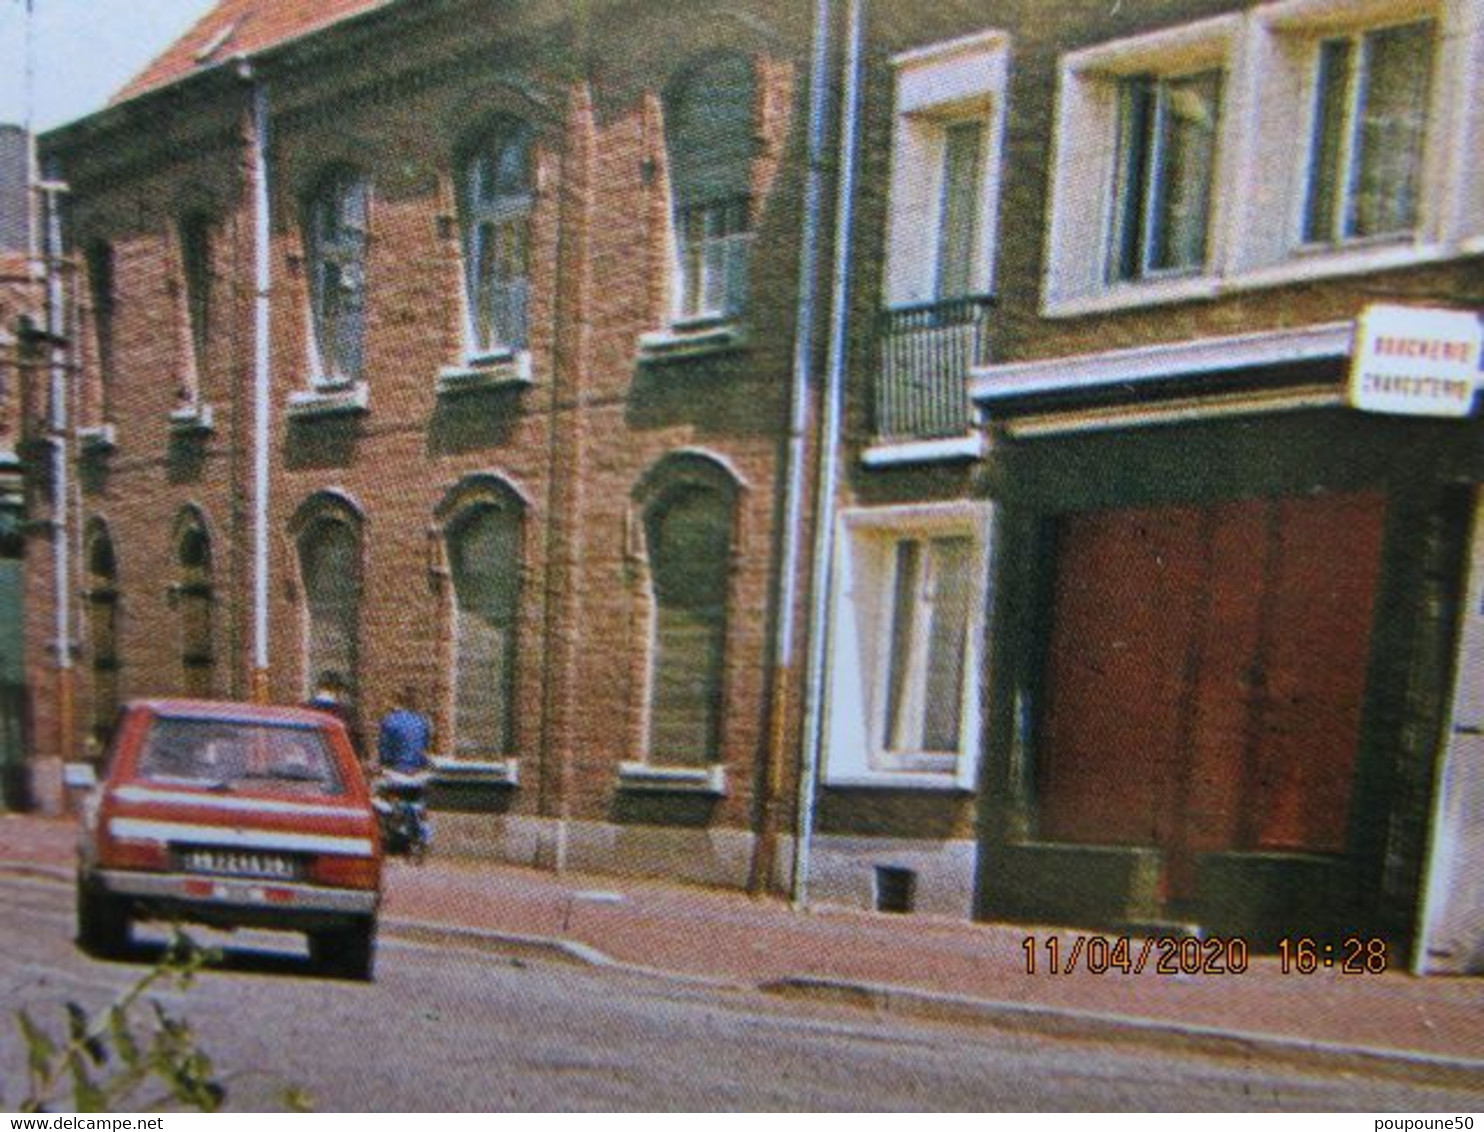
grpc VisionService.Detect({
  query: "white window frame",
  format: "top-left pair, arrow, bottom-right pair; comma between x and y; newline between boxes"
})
1235,0 -> 1464,281
823,502 -> 993,790
303,169 -> 370,389
1042,0 -> 1484,317
883,31 -> 1010,308
458,126 -> 534,366
1042,15 -> 1240,314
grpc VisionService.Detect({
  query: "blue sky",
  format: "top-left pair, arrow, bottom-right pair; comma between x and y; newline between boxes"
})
0,0 -> 216,131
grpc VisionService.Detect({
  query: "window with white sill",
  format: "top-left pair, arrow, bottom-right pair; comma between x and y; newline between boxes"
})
83,239 -> 116,427
457,119 -> 533,364
445,494 -> 522,761
824,505 -> 992,788
882,31 -> 1009,309
1043,16 -> 1236,310
303,166 -> 369,387
664,54 -> 756,328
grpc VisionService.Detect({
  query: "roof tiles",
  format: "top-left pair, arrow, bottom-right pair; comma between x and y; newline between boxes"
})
111,0 -> 398,105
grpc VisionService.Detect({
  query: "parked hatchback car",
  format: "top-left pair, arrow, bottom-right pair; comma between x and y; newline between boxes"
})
75,699 -> 383,979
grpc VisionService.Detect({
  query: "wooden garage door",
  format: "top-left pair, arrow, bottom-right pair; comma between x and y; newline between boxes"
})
1037,491 -> 1386,887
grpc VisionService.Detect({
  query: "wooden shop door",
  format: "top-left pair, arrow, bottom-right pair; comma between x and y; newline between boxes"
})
1036,491 -> 1386,899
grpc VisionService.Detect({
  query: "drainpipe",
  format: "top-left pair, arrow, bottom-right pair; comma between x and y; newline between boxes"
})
791,0 -> 864,909
749,0 -> 835,896
245,68 -> 273,704
40,167 -> 72,763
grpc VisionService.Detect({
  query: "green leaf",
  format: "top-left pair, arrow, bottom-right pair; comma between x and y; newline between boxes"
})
18,1009 -> 57,1082
108,1005 -> 141,1070
67,1050 -> 106,1112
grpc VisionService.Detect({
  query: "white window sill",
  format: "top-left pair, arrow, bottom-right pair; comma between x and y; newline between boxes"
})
168,402 -> 215,435
437,351 -> 533,395
1043,240 -> 1460,319
428,756 -> 519,788
862,434 -> 985,468
823,771 -> 973,792
77,424 -> 117,453
616,761 -> 726,795
637,322 -> 746,364
287,380 -> 369,419
1043,274 -> 1221,319
1230,240 -> 1451,292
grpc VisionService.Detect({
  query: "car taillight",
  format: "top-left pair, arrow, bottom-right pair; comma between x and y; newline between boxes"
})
310,854 -> 380,889
99,828 -> 170,871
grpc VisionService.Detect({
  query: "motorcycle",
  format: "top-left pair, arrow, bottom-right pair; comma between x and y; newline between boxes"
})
372,768 -> 432,862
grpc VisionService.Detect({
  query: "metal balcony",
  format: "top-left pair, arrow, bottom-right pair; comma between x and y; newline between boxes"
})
874,294 -> 995,443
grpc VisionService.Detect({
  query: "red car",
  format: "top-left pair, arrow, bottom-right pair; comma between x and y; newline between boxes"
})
75,699 -> 383,979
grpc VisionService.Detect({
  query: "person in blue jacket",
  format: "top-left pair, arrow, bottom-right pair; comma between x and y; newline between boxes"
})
377,686 -> 432,774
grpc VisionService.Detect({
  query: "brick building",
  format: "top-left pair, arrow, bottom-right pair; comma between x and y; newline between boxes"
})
0,123 -> 40,812
16,0 -> 1484,971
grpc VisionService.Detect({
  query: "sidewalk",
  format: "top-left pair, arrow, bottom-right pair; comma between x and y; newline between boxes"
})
5,812 -> 1482,1083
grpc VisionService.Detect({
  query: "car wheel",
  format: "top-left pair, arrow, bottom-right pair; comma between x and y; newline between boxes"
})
76,876 -> 130,959
310,917 -> 376,981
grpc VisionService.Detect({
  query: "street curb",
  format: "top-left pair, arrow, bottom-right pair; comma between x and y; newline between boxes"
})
760,976 -> 1484,1090
5,861 -> 1482,1088
382,917 -> 618,970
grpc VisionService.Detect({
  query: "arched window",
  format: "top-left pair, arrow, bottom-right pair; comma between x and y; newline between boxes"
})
175,510 -> 214,698
296,502 -> 362,713
444,493 -> 522,759
83,240 -> 116,423
178,212 -> 213,398
84,522 -> 119,752
304,167 -> 369,384
458,121 -> 533,358
643,478 -> 735,766
664,55 -> 756,322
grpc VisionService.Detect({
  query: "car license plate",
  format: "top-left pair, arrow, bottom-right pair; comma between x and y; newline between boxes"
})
176,846 -> 302,881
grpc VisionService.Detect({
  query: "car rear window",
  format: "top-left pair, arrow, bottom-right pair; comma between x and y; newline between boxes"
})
136,717 -> 346,796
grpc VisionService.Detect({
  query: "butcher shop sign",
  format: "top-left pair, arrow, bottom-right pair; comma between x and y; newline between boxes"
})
1349,304 -> 1483,418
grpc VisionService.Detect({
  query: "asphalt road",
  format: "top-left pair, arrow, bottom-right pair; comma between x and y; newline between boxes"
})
1,875 -> 1481,1112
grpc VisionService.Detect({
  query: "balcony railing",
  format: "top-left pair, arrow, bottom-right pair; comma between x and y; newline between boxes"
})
874,294 -> 995,443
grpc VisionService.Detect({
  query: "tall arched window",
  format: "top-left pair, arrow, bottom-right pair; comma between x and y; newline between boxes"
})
178,211 -> 214,399
83,240 -> 116,423
175,510 -> 214,698
84,522 -> 120,752
444,490 -> 522,759
664,55 -> 756,323
296,502 -> 363,712
304,167 -> 369,384
643,476 -> 735,766
458,120 -> 533,359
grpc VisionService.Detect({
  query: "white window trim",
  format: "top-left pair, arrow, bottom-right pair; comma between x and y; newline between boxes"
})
822,502 -> 993,791
457,133 -> 534,366
303,174 -> 370,390
1042,15 -> 1242,314
883,31 -> 1010,308
1042,0 -> 1484,317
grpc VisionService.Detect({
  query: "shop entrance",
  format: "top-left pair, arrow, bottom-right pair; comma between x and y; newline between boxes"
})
1035,490 -> 1386,910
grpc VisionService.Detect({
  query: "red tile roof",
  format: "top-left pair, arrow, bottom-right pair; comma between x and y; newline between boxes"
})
111,0 -> 399,105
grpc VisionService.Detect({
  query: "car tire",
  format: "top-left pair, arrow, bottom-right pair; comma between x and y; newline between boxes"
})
76,875 -> 130,959
310,917 -> 376,981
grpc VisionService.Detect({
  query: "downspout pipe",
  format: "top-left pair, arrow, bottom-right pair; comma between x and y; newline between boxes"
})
792,0 -> 865,909
750,0 -> 834,895
40,164 -> 72,761
245,67 -> 273,703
